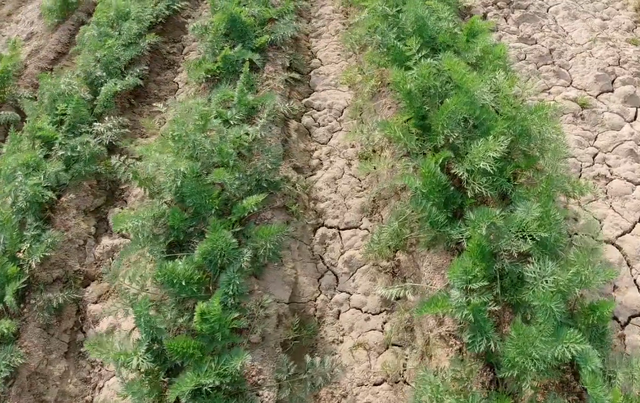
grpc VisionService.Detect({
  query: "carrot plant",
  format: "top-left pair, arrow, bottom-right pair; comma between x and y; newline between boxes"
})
346,0 -> 637,400
0,0 -> 183,389
188,0 -> 299,82
88,68 -> 289,401
85,0 -> 303,400
74,0 -> 183,114
41,0 -> 81,26
0,39 -> 21,106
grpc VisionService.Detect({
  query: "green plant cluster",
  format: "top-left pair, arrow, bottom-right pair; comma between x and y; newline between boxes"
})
85,0 -> 299,401
412,356 -> 640,403
0,39 -> 21,106
347,0 -> 635,400
75,0 -> 182,114
41,0 -> 81,26
0,0 -> 183,389
0,40 -> 25,389
188,0 -> 298,82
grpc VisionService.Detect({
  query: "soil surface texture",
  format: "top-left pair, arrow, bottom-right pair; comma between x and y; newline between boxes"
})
264,1 -> 449,401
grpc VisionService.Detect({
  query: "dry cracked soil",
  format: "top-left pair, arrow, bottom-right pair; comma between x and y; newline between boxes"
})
4,0 -> 640,401
255,1 -> 453,402
276,0 -> 415,399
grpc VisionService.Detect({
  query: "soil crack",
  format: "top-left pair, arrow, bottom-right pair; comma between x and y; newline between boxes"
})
277,0 -> 412,400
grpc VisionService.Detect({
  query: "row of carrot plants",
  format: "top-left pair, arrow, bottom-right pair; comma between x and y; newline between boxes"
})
84,0 -> 305,401
0,0 -> 184,388
345,0 -> 640,400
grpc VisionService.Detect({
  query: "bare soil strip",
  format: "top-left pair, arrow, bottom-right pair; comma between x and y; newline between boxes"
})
270,1 -> 428,400
19,1 -> 97,89
6,3 -> 204,402
0,0 -> 33,34
475,0 -> 640,352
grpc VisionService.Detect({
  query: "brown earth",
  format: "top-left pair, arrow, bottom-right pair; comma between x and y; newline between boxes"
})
8,181 -> 126,403
118,0 -> 206,139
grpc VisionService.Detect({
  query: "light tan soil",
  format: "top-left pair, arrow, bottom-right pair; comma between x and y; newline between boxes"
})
474,0 -> 640,353
6,2 -> 204,402
8,181 -> 126,403
251,1 -> 452,402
